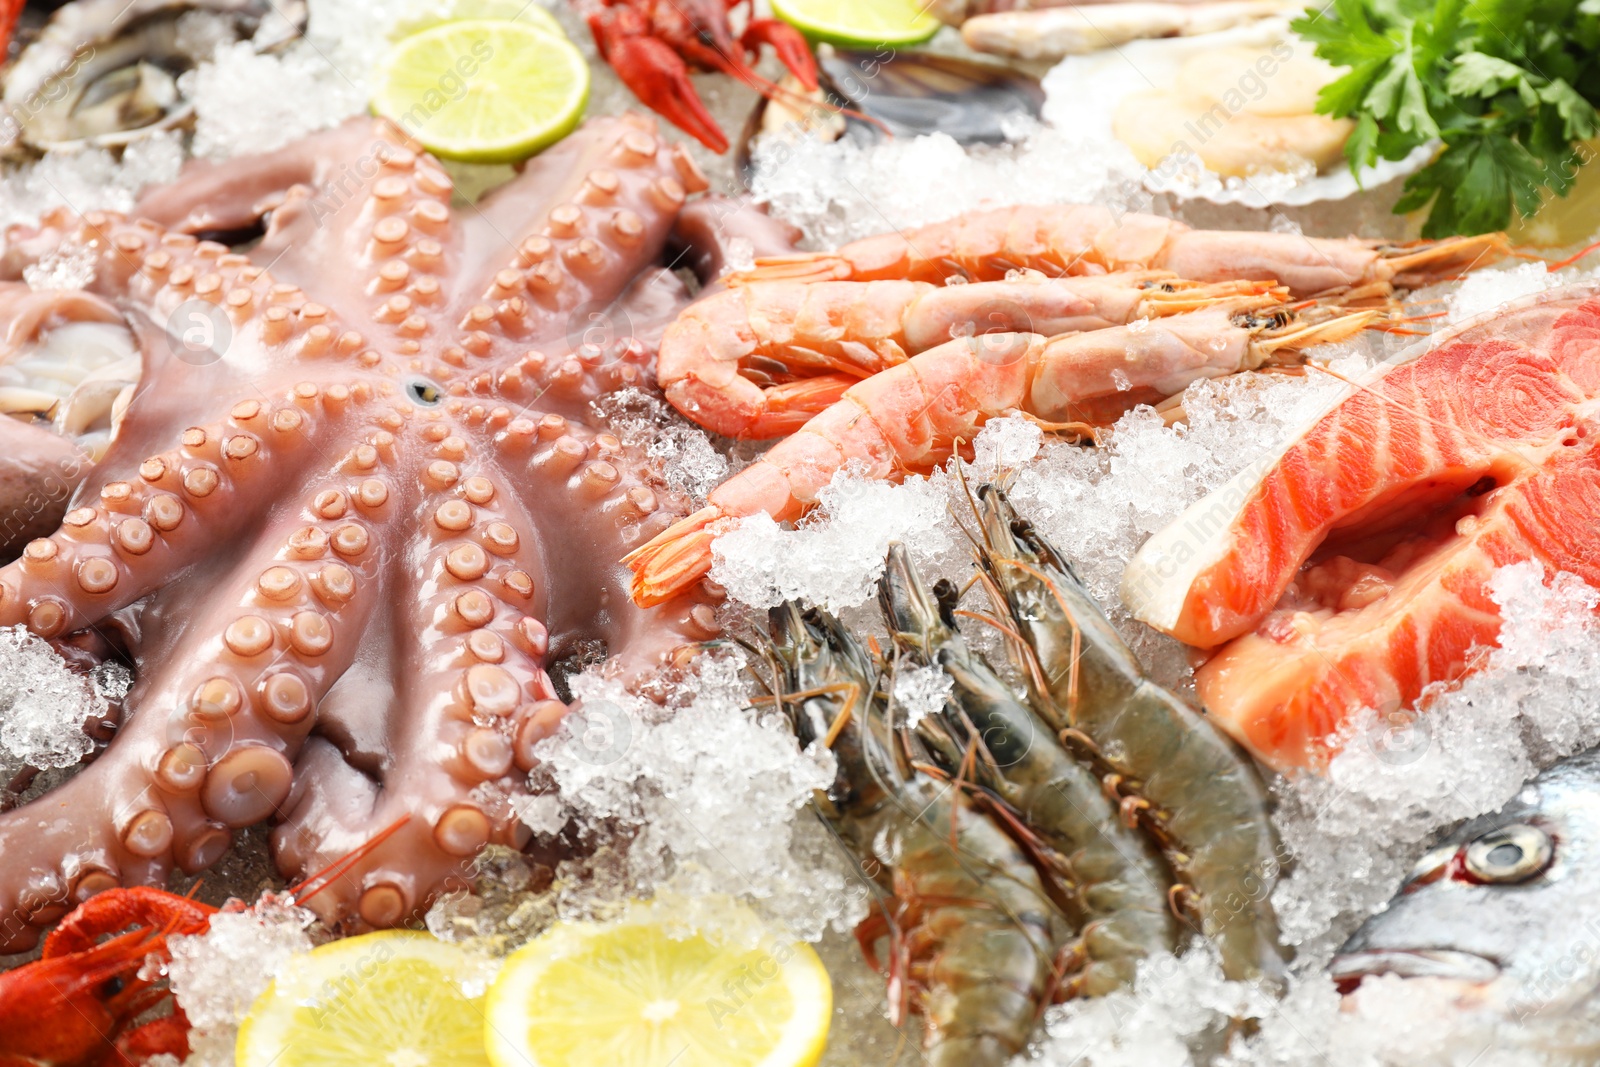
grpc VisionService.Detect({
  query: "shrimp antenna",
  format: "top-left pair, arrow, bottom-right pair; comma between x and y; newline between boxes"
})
1545,238 -> 1600,273
950,450 -> 994,552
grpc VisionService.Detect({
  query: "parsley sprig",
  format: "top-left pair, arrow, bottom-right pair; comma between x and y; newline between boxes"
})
1291,0 -> 1600,236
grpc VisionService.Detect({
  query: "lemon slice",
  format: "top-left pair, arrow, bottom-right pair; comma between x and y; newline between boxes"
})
771,0 -> 940,47
484,903 -> 832,1067
371,19 -> 590,163
237,931 -> 496,1067
390,0 -> 566,43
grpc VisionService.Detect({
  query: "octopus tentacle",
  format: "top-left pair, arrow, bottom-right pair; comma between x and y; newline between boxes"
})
0,395 -> 341,637
499,411 -> 719,678
274,464 -> 549,928
0,466 -> 385,951
466,115 -> 707,349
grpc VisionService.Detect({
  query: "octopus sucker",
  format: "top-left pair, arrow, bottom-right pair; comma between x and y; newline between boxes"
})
0,111 -> 778,949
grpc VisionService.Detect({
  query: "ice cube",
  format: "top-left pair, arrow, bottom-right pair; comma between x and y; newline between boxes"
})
1447,262 -> 1593,325
183,42 -> 367,160
971,414 -> 1043,475
711,470 -> 952,612
528,652 -> 857,942
891,664 -> 953,729
0,626 -> 108,769
164,896 -> 318,1066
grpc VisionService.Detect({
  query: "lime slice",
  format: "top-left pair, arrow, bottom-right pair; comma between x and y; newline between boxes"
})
771,0 -> 940,48
390,0 -> 566,43
237,931 -> 496,1067
371,19 -> 589,163
484,902 -> 832,1067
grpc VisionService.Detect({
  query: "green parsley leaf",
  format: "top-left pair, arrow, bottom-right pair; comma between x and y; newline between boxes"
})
1301,0 -> 1600,234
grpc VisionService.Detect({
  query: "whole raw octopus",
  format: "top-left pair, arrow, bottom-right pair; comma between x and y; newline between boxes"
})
0,112 -> 792,952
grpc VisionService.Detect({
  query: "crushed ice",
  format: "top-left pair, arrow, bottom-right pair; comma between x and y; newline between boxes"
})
891,664 -> 954,729
183,41 -> 367,160
523,651 -> 863,942
748,120 -> 1141,251
162,897 -> 319,1067
593,388 -> 729,502
1445,261 -> 1599,325
712,469 -> 954,612
22,242 -> 98,291
0,626 -> 127,769
0,133 -> 185,231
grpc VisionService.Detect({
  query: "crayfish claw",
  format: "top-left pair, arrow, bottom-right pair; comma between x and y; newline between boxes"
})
742,18 -> 819,91
597,35 -> 730,153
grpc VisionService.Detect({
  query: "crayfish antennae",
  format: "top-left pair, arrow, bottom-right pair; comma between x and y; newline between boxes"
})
1545,237 -> 1600,273
288,814 -> 412,904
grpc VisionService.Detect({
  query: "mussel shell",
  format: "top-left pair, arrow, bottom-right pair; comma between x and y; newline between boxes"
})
1,0 -> 306,157
736,47 -> 1044,189
820,48 -> 1044,143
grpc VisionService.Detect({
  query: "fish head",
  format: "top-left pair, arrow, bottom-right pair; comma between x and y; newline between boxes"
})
1332,750 -> 1600,1028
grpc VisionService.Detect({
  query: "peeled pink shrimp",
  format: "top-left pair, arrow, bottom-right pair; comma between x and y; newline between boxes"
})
737,203 -> 1509,298
656,271 -> 1277,439
626,296 -> 1375,604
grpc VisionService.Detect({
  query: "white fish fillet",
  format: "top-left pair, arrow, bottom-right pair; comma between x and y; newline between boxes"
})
961,1 -> 1292,59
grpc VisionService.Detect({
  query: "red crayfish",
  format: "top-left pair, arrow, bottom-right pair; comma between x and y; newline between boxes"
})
580,0 -> 820,153
0,817 -> 407,1067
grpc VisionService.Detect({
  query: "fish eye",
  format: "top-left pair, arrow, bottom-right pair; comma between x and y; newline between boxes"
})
1464,823 -> 1552,883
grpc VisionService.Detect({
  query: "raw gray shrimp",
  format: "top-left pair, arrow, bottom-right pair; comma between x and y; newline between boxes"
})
769,603 -> 1065,1067
974,484 -> 1288,986
876,543 -> 1179,996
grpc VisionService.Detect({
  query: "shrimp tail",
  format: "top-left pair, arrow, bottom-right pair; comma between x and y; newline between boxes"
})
1383,232 -> 1513,289
623,505 -> 726,605
734,253 -> 855,285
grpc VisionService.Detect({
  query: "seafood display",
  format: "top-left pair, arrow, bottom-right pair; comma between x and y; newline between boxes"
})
765,486 -> 1283,1061
629,292 -> 1373,604
3,0 -> 1600,1060
1125,284 -> 1600,771
0,111 -> 734,954
625,201 -> 1510,605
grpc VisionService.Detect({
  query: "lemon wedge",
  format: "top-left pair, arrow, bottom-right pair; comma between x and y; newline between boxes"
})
390,0 -> 567,40
237,931 -> 496,1067
371,19 -> 589,163
484,902 -> 832,1067
771,0 -> 940,48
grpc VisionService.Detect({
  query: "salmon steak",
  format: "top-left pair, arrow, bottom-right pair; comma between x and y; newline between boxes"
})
1121,284 -> 1600,771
